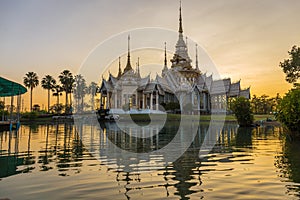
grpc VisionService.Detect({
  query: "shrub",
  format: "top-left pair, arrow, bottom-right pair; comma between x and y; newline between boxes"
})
276,87 -> 300,132
230,97 -> 254,126
165,102 -> 180,111
22,111 -> 38,120
50,104 -> 64,114
0,110 -> 9,120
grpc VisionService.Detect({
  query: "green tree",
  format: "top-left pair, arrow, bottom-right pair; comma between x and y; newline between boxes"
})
23,72 -> 39,112
280,45 -> 300,84
88,82 -> 98,111
164,102 -> 180,112
41,75 -> 56,112
230,97 -> 254,127
52,84 -> 63,106
251,94 -> 278,114
58,70 -> 74,114
50,103 -> 64,114
251,95 -> 259,114
73,74 -> 87,113
0,100 -> 4,110
276,86 -> 300,133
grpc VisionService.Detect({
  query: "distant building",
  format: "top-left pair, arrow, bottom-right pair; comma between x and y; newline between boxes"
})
98,4 -> 250,114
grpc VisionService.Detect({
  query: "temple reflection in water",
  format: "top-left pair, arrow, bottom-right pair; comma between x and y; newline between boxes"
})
0,122 -> 300,199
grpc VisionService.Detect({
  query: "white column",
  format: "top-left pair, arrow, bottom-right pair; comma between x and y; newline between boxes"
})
191,92 -> 194,105
180,93 -> 183,110
207,94 -> 210,111
120,93 -> 122,108
105,96 -> 108,109
107,93 -> 110,109
142,94 -> 145,109
150,93 -> 153,110
114,92 -> 117,109
203,93 -> 207,110
197,93 -> 200,111
156,92 -> 159,110
136,93 -> 138,109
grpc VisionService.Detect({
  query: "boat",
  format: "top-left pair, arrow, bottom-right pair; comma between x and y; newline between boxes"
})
96,108 -> 119,121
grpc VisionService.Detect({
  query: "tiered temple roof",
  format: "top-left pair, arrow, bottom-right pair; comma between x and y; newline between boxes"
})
98,2 -> 251,113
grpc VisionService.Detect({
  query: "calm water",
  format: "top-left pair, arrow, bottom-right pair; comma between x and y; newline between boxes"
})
0,119 -> 300,200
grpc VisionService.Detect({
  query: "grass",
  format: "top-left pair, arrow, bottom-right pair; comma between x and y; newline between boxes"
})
124,113 -> 275,122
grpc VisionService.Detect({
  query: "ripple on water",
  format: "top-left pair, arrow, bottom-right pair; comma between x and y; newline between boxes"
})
0,124 -> 300,199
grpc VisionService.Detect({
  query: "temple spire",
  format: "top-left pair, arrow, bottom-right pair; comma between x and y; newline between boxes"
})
128,35 -> 130,56
123,34 -> 132,73
162,42 -> 168,77
117,56 -> 122,78
164,42 -> 167,67
179,0 -> 183,34
171,1 -> 191,69
136,57 -> 141,77
195,44 -> 199,70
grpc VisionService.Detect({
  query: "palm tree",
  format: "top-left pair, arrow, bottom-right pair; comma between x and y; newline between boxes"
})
41,75 -> 56,112
52,84 -> 63,105
88,82 -> 98,111
23,72 -> 39,112
58,70 -> 74,114
74,74 -> 87,113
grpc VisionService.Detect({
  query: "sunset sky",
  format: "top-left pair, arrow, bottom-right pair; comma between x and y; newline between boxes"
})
1,0 -> 299,110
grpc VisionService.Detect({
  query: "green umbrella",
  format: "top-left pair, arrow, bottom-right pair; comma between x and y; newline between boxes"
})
0,76 -> 27,97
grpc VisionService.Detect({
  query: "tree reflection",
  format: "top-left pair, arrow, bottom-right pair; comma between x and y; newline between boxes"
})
275,135 -> 300,198
38,124 -> 53,171
235,127 -> 253,148
56,122 -> 84,175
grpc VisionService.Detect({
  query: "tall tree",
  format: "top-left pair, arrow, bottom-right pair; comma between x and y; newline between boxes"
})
88,82 -> 98,111
58,70 -> 74,114
251,94 -> 277,114
23,72 -> 39,112
73,74 -> 87,113
280,45 -> 300,84
276,86 -> 300,133
52,84 -> 63,105
251,95 -> 259,114
41,75 -> 56,112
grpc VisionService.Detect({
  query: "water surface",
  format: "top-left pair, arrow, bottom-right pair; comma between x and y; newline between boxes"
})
0,121 -> 299,199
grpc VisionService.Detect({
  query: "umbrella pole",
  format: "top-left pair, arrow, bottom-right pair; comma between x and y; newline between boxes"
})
9,95 -> 14,131
9,83 -> 14,131
1,97 -> 4,121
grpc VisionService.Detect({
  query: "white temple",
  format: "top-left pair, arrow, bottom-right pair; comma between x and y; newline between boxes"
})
98,4 -> 250,114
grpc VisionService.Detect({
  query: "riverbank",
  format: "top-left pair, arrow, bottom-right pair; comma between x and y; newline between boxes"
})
20,114 -> 73,124
19,113 -> 276,124
121,113 -> 276,123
